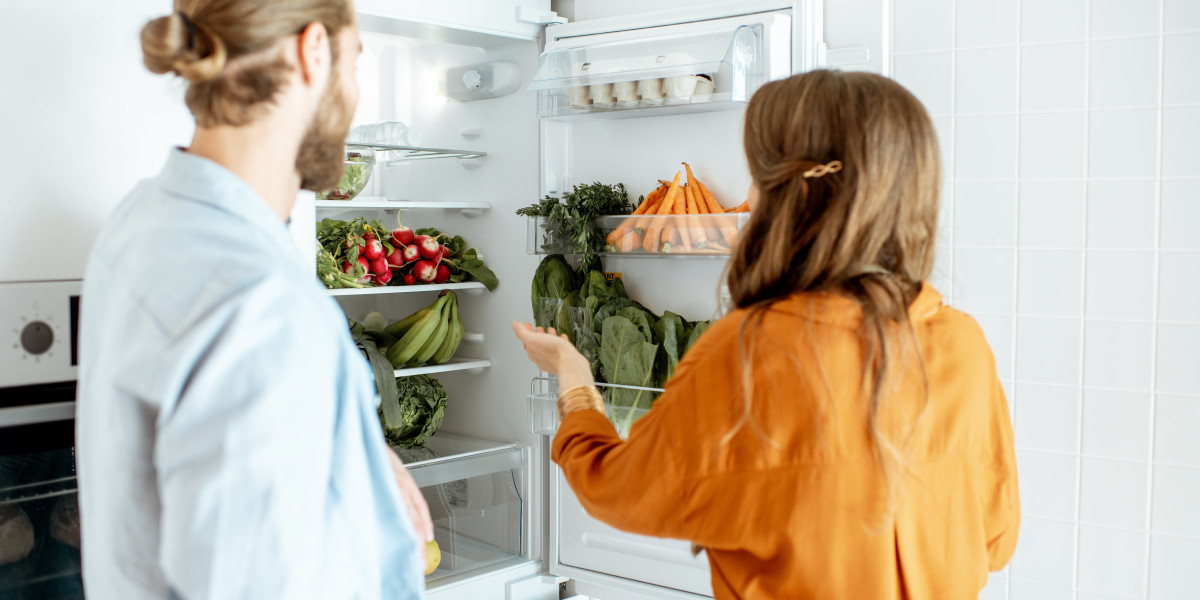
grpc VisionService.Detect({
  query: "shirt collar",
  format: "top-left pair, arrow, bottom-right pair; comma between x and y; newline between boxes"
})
157,148 -> 309,273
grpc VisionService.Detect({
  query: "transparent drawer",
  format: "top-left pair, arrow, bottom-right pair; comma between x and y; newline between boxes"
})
398,435 -> 528,585
526,213 -> 750,258
531,18 -> 776,120
528,377 -> 660,439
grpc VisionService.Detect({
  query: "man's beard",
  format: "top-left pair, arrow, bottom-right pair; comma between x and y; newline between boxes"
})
296,70 -> 354,193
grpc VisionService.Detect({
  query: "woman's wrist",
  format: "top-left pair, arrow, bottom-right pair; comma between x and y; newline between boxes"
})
556,348 -> 594,391
558,385 -> 604,420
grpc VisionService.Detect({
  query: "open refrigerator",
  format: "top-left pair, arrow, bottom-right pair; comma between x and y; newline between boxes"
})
0,1 -> 824,598
322,2 -> 823,598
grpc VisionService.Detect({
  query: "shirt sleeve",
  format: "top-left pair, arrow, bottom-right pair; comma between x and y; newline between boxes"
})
152,278 -> 357,599
981,376 -> 1020,571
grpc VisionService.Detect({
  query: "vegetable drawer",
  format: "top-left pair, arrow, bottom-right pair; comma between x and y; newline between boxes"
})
394,435 -> 530,587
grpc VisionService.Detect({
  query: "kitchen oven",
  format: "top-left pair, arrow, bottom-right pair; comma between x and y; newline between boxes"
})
0,281 -> 82,599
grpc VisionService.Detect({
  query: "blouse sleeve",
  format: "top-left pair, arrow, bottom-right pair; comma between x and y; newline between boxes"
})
981,375 -> 1020,571
551,354 -> 708,541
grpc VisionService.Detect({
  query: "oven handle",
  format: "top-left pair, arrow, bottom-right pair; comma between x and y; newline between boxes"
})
0,401 -> 75,427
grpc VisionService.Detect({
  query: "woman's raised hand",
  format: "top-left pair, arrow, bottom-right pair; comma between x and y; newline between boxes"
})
511,321 -> 595,391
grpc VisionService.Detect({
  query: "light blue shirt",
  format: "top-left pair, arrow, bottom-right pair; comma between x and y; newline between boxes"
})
77,149 -> 423,600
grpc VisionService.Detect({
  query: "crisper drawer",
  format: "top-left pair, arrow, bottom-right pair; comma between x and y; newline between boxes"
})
0,446 -> 82,600
396,434 -> 530,588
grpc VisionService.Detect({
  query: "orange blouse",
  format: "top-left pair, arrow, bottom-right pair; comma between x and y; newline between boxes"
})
552,284 -> 1019,599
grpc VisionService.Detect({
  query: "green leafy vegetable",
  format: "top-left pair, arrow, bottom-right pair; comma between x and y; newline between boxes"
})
381,375 -> 448,449
316,246 -> 364,289
531,255 -> 578,328
599,315 -> 659,435
517,182 -> 634,277
654,311 -> 686,386
317,153 -> 372,201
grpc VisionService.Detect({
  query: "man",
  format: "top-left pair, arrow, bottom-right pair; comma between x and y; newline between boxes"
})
76,2 -> 431,598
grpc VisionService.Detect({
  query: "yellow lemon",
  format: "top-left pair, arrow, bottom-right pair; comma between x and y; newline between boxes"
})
424,539 -> 441,575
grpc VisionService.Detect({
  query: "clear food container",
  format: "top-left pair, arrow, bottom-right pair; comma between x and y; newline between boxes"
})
528,377 -> 658,439
317,147 -> 375,201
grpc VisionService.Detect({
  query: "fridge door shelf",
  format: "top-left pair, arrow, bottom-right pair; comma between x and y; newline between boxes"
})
326,282 -> 487,296
395,357 -> 492,378
395,435 -> 529,587
528,377 -> 660,439
530,17 -> 776,120
527,214 -> 749,258
315,198 -> 492,212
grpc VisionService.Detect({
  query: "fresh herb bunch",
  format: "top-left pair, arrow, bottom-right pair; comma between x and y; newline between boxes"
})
517,182 -> 634,276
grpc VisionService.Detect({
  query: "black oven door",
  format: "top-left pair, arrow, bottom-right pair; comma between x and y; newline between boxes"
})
0,382 -> 82,600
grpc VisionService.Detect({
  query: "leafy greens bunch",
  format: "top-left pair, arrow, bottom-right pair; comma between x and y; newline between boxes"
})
349,315 -> 448,448
517,182 -> 635,277
529,254 -> 711,435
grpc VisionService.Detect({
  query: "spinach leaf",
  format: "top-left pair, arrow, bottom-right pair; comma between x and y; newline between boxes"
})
653,311 -> 686,386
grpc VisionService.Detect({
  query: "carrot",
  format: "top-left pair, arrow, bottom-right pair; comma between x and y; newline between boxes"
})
606,183 -> 667,246
684,163 -> 740,247
683,183 -> 710,248
643,172 -> 682,252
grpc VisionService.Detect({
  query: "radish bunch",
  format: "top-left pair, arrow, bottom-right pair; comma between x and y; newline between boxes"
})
316,217 -> 499,290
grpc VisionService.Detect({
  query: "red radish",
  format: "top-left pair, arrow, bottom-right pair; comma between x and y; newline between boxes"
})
369,256 -> 389,277
417,236 -> 443,262
434,263 -> 451,284
401,245 -> 420,264
386,247 -> 405,269
403,274 -> 416,285
413,259 -> 438,283
391,226 -> 414,247
362,237 -> 384,261
344,256 -> 372,283
375,269 -> 392,285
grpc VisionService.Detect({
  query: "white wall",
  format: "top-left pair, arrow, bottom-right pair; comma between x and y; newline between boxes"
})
890,0 -> 1200,598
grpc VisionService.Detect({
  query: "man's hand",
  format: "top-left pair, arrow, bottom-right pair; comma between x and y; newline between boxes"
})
387,447 -> 434,565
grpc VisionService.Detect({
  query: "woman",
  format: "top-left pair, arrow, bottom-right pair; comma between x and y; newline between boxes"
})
513,70 -> 1019,599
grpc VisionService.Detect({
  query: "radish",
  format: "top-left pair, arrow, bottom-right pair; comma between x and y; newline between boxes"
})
362,237 -> 384,261
403,274 -> 416,285
401,244 -> 421,264
386,247 -> 405,269
434,263 -> 451,284
344,256 -> 372,284
391,225 -> 414,247
369,256 -> 389,277
417,236 -> 443,262
375,269 -> 392,285
413,259 -> 438,283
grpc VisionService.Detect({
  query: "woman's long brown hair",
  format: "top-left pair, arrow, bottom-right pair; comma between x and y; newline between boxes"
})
727,70 -> 941,514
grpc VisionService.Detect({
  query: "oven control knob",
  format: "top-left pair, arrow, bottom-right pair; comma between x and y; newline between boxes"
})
21,321 -> 53,355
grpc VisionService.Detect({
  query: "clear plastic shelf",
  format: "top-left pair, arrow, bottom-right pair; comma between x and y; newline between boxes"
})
530,21 -> 767,120
526,213 -> 749,258
344,142 -> 485,161
528,377 -> 661,439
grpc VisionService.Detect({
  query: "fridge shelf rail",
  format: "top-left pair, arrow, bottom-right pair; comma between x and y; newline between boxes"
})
395,357 -> 491,378
528,377 -> 662,439
344,142 -> 486,161
315,198 -> 492,211
393,434 -> 529,587
526,214 -> 750,258
327,282 -> 486,296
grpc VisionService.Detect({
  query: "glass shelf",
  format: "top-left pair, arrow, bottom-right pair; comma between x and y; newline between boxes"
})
0,449 -> 76,504
315,198 -> 492,211
395,357 -> 491,378
327,282 -> 486,296
531,22 -> 765,120
344,142 -> 485,161
526,213 -> 749,258
528,377 -> 661,439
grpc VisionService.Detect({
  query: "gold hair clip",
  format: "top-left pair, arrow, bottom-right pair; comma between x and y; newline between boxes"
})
802,160 -> 843,179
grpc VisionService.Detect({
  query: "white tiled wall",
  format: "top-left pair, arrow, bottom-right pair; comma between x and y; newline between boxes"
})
891,0 -> 1200,597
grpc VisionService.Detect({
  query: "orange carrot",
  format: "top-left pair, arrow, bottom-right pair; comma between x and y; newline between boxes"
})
683,183 -> 710,248
685,164 -> 740,247
643,172 -> 682,252
606,183 -> 667,246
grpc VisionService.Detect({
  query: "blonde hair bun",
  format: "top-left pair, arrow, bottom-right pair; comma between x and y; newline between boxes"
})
140,11 -> 226,83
